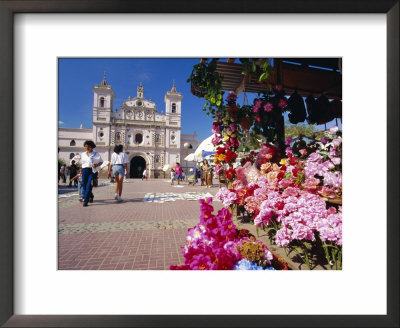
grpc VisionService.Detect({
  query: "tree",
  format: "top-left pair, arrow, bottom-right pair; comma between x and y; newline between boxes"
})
284,120 -> 316,139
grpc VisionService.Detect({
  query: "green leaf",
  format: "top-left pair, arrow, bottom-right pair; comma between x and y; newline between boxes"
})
259,72 -> 269,81
262,60 -> 268,70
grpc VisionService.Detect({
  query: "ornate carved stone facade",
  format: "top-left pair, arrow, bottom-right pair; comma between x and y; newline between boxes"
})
58,77 -> 197,179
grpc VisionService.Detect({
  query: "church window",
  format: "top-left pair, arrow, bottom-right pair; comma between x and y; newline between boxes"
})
155,134 -> 160,143
69,153 -> 75,159
135,133 -> 143,144
99,97 -> 105,107
155,155 -> 160,163
116,132 -> 121,142
171,103 -> 176,113
70,139 -> 76,146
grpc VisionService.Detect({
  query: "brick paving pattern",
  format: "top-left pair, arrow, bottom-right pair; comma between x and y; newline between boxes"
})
58,179 -> 223,270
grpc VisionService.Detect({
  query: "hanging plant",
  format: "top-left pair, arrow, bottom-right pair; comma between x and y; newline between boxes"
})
250,85 -> 288,144
187,58 -> 224,118
239,58 -> 274,84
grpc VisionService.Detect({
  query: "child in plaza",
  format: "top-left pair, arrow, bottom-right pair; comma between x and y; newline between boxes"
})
70,167 -> 85,202
170,167 -> 175,185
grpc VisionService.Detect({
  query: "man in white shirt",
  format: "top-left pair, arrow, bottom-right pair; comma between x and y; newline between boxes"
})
81,140 -> 103,207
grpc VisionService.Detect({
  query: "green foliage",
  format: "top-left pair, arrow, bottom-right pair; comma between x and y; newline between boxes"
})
239,58 -> 274,83
58,158 -> 66,165
284,120 -> 316,139
237,132 -> 264,152
187,58 -> 224,118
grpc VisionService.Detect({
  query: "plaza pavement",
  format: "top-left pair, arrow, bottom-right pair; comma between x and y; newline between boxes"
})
58,178 -> 223,270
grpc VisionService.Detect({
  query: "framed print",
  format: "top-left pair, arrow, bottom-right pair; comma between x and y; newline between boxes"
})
0,1 -> 398,327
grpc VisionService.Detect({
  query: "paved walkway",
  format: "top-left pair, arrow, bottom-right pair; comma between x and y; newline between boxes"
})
58,179 -> 223,270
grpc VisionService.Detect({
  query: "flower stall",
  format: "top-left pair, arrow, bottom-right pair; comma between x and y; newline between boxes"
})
171,58 -> 342,270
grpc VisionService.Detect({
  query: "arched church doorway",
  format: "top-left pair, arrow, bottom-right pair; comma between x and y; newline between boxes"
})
130,156 -> 146,179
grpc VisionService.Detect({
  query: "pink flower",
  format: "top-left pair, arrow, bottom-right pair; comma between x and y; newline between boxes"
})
275,228 -> 292,247
285,137 -> 293,146
274,84 -> 283,92
263,102 -> 274,112
332,138 -> 342,147
278,98 -> 287,109
299,149 -> 307,156
278,178 -> 293,189
211,121 -> 221,134
252,99 -> 262,113
282,186 -> 300,198
215,187 -> 237,208
255,116 -> 261,123
329,126 -> 339,133
331,157 -> 341,165
212,134 -> 222,146
190,254 -> 213,270
302,177 -> 320,190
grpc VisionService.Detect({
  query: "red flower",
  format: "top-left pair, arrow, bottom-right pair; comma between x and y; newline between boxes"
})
292,166 -> 301,177
216,147 -> 225,155
225,149 -> 238,163
225,168 -> 236,180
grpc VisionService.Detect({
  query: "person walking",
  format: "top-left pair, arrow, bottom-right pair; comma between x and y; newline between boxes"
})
202,159 -> 212,188
142,168 -> 147,181
65,165 -> 71,186
60,164 -> 66,183
58,161 -> 62,183
107,144 -> 129,202
69,160 -> 78,187
81,140 -> 103,207
70,167 -> 84,202
193,165 -> 199,184
175,163 -> 182,185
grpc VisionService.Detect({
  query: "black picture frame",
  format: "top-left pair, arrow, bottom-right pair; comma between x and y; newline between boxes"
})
0,1 -> 398,327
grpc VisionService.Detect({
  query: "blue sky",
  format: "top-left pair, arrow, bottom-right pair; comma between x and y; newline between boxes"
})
58,58 -> 341,142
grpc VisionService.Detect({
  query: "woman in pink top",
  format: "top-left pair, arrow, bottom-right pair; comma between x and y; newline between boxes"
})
175,163 -> 182,185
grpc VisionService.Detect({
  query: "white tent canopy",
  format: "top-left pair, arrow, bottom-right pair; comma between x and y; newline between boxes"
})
194,134 -> 215,161
184,152 -> 199,162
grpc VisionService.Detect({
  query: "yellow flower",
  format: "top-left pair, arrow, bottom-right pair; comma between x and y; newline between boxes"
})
280,158 -> 287,165
223,135 -> 229,142
219,154 -> 226,161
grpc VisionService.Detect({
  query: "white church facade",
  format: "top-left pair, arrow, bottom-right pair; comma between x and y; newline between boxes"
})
58,76 -> 199,178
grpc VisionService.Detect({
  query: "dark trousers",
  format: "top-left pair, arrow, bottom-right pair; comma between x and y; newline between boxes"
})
81,168 -> 94,204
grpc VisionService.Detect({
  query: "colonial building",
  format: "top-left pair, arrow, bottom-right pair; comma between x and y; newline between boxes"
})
58,76 -> 199,178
